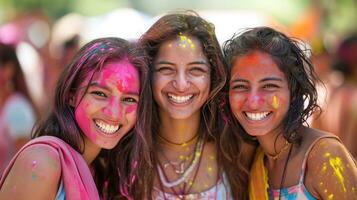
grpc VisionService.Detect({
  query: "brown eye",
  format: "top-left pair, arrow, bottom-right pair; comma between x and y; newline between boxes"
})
230,84 -> 248,91
91,91 -> 107,98
155,67 -> 175,75
189,67 -> 208,76
263,84 -> 279,90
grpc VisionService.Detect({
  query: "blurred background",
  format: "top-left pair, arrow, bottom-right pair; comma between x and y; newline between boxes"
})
0,0 -> 356,172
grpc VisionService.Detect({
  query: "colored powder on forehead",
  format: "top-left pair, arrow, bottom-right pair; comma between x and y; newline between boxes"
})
329,156 -> 347,192
100,60 -> 139,93
178,35 -> 195,49
272,95 -> 279,109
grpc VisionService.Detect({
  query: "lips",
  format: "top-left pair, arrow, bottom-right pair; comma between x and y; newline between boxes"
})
167,93 -> 194,104
94,119 -> 121,135
244,111 -> 271,121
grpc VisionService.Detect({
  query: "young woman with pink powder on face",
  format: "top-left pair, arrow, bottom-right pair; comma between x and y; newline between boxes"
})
0,37 -> 148,200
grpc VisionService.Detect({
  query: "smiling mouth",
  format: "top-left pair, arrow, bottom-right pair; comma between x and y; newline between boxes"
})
244,111 -> 272,121
168,93 -> 194,104
94,119 -> 122,135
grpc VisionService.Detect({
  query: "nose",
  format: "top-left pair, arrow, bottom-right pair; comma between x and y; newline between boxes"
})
102,97 -> 123,121
246,91 -> 263,110
172,71 -> 190,92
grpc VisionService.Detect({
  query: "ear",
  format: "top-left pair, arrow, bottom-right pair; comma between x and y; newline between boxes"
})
69,94 -> 77,107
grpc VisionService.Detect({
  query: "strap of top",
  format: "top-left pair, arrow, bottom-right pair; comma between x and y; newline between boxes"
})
298,135 -> 340,184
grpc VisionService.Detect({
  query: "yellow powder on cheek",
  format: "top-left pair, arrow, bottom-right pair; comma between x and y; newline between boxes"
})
272,95 -> 279,109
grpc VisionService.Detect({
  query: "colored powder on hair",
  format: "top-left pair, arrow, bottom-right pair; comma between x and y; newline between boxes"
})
329,156 -> 347,192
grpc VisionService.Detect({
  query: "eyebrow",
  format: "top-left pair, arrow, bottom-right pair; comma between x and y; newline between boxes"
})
155,60 -> 208,66
259,77 -> 283,82
188,60 -> 208,65
155,61 -> 174,65
89,82 -> 139,95
230,79 -> 249,84
230,77 -> 283,83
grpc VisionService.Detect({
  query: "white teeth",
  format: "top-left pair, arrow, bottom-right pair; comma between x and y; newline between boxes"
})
94,119 -> 120,134
245,112 -> 270,121
168,93 -> 193,103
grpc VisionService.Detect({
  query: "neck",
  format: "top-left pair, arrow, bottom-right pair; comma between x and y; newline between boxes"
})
82,138 -> 101,165
257,131 -> 288,164
158,111 -> 201,146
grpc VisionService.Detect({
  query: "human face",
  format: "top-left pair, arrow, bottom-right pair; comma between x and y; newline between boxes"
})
229,50 -> 290,137
73,59 -> 139,150
152,35 -> 210,120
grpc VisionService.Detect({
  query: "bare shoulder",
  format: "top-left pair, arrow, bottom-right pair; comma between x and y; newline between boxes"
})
0,144 -> 62,199
304,128 -> 357,199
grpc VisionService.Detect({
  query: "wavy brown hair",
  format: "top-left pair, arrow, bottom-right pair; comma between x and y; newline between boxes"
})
32,37 -> 148,199
223,27 -> 321,144
134,11 -> 248,199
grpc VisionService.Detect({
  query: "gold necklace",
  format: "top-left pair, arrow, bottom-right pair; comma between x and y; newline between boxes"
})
266,140 -> 291,160
158,133 -> 199,147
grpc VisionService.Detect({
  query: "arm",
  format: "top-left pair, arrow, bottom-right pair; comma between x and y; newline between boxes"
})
0,144 -> 61,200
306,137 -> 357,200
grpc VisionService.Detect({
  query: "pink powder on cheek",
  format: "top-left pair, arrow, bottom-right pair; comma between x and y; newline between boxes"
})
75,102 -> 97,141
126,104 -> 137,114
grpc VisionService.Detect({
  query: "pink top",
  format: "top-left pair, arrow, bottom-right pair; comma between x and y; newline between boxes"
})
0,136 -> 100,200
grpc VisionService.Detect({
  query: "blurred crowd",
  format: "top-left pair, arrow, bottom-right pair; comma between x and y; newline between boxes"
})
0,8 -> 356,174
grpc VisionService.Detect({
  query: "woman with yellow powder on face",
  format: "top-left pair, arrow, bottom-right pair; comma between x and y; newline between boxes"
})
116,11 -> 250,199
223,27 -> 357,200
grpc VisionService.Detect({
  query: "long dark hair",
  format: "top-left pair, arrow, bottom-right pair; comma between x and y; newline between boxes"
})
136,11 -> 247,199
223,27 -> 321,143
32,37 -> 148,198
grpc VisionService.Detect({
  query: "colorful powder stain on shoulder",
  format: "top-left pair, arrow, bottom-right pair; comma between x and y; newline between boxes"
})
328,194 -> 334,200
329,156 -> 347,192
272,95 -> 279,109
